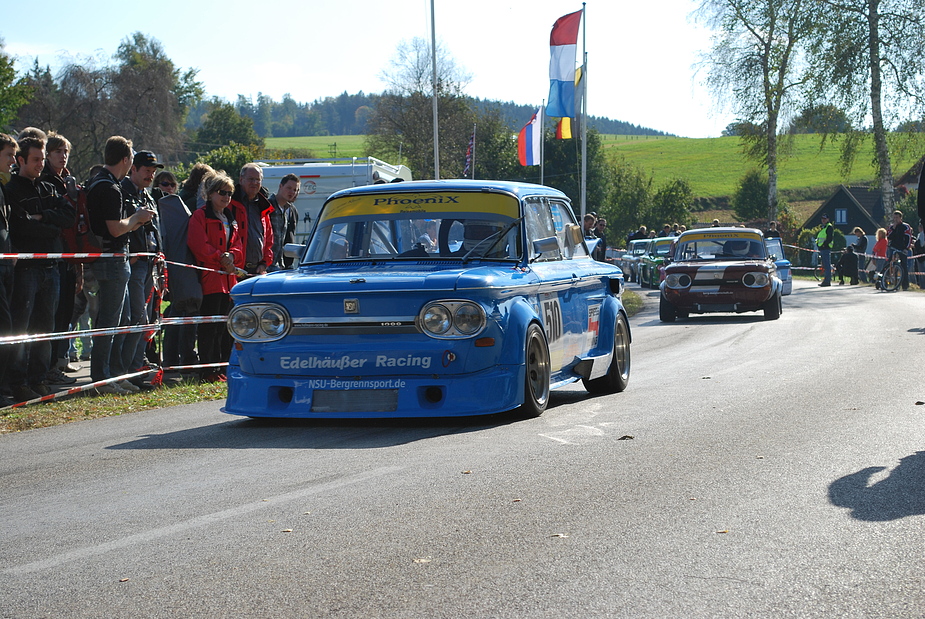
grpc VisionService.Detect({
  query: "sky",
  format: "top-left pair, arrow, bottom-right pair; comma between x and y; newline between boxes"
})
2,0 -> 734,139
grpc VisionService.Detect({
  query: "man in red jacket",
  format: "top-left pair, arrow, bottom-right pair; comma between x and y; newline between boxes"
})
230,163 -> 274,275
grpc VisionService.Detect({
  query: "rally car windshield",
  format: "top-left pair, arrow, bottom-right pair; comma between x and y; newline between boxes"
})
303,191 -> 523,262
675,236 -> 768,261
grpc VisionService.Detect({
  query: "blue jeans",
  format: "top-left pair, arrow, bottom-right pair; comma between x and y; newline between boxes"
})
125,259 -> 152,372
89,258 -> 130,381
10,264 -> 60,385
820,249 -> 831,285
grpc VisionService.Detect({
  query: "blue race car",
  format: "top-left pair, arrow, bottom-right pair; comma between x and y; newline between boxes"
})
224,179 -> 631,418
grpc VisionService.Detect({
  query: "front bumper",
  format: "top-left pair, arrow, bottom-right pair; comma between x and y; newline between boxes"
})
223,363 -> 525,418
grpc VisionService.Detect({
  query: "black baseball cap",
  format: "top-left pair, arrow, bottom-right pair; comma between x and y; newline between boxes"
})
133,150 -> 164,169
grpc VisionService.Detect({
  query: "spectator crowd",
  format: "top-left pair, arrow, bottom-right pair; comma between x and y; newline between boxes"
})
0,130 -> 301,406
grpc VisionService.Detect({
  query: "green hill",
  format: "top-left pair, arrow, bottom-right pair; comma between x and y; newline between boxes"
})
266,133 -> 923,200
599,134 -> 922,198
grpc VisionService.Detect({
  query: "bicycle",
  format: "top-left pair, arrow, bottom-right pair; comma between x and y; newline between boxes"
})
871,252 -> 903,292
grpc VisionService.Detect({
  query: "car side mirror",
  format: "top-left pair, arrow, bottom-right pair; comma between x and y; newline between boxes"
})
283,243 -> 306,259
533,236 -> 560,254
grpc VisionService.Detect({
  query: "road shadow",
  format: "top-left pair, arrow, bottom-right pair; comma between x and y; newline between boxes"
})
828,451 -> 925,521
105,393 -> 576,451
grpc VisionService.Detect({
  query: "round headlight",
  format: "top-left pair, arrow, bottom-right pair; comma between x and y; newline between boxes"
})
260,307 -> 288,337
453,303 -> 484,335
230,308 -> 258,338
422,304 -> 451,334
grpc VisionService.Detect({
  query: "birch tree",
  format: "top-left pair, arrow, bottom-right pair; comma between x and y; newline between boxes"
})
697,0 -> 813,221
804,0 -> 925,213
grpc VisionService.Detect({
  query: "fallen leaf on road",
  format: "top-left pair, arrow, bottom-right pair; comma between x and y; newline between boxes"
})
512,498 -> 522,502
916,401 -> 924,406
716,530 -> 729,534
413,557 -> 432,564
462,470 -> 472,474
702,376 -> 712,380
119,578 -> 130,583
618,435 -> 634,440
281,529 -> 293,533
550,533 -> 569,538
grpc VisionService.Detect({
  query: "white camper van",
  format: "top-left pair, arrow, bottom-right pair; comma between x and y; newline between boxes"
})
257,157 -> 412,242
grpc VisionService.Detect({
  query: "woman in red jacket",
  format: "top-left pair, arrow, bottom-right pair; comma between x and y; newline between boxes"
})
188,171 -> 244,382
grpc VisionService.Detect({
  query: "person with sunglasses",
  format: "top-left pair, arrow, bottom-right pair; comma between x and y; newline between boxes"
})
151,170 -> 178,202
188,171 -> 244,382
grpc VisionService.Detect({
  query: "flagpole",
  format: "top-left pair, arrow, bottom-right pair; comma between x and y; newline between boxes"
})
431,0 -> 440,180
580,2 -> 587,219
540,103 -> 545,185
471,123 -> 477,179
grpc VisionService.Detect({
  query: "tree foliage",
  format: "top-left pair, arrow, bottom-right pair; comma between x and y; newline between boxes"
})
193,99 -> 263,152
803,0 -> 925,213
13,32 -> 202,177
698,0 -> 814,222
786,104 -> 852,133
0,39 -> 32,130
732,169 -> 771,221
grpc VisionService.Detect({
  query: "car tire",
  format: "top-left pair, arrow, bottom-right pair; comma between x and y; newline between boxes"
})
659,294 -> 676,322
517,323 -> 550,417
583,313 -> 630,394
763,292 -> 781,320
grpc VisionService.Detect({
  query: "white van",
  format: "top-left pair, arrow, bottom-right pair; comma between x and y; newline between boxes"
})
257,157 -> 413,242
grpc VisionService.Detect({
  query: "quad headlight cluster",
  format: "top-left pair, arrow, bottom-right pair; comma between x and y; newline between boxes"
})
742,272 -> 770,288
227,304 -> 291,342
418,301 -> 487,338
665,273 -> 692,289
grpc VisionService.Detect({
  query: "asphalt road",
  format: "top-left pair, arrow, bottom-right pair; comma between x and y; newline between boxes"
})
3,278 -> 925,618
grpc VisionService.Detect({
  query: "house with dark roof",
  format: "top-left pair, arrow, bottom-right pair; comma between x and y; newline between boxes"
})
803,185 -> 886,233
895,155 -> 924,195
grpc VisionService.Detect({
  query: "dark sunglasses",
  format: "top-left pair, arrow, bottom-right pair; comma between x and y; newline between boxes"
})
160,181 -> 177,187
216,189 -> 233,197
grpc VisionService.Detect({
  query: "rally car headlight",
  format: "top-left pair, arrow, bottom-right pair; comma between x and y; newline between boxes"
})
419,301 -> 487,338
454,303 -> 486,335
422,304 -> 452,335
260,307 -> 288,337
665,273 -> 692,289
742,272 -> 770,287
228,304 -> 291,342
229,308 -> 258,338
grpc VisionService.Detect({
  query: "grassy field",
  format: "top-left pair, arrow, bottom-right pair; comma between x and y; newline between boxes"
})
267,133 -> 923,200
265,135 -> 367,159
599,133 -> 923,198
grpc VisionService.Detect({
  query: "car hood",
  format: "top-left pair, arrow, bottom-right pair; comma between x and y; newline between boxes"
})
232,262 -> 530,298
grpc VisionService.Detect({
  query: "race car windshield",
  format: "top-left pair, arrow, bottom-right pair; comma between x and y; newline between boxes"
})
675,237 -> 767,261
303,191 -> 523,262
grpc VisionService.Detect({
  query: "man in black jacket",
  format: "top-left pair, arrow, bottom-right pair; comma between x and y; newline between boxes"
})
4,136 -> 75,401
0,134 -> 16,406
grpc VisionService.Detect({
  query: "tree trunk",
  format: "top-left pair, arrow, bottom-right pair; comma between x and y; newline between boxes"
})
867,0 -> 895,213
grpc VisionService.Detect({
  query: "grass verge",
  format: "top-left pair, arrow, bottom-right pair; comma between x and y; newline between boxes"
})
0,380 -> 227,435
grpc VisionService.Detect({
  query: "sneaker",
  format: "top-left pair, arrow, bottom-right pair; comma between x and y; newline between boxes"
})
0,394 -> 16,408
12,385 -> 41,402
118,380 -> 140,393
29,383 -> 51,396
94,383 -> 129,396
56,358 -> 80,372
46,368 -> 77,385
